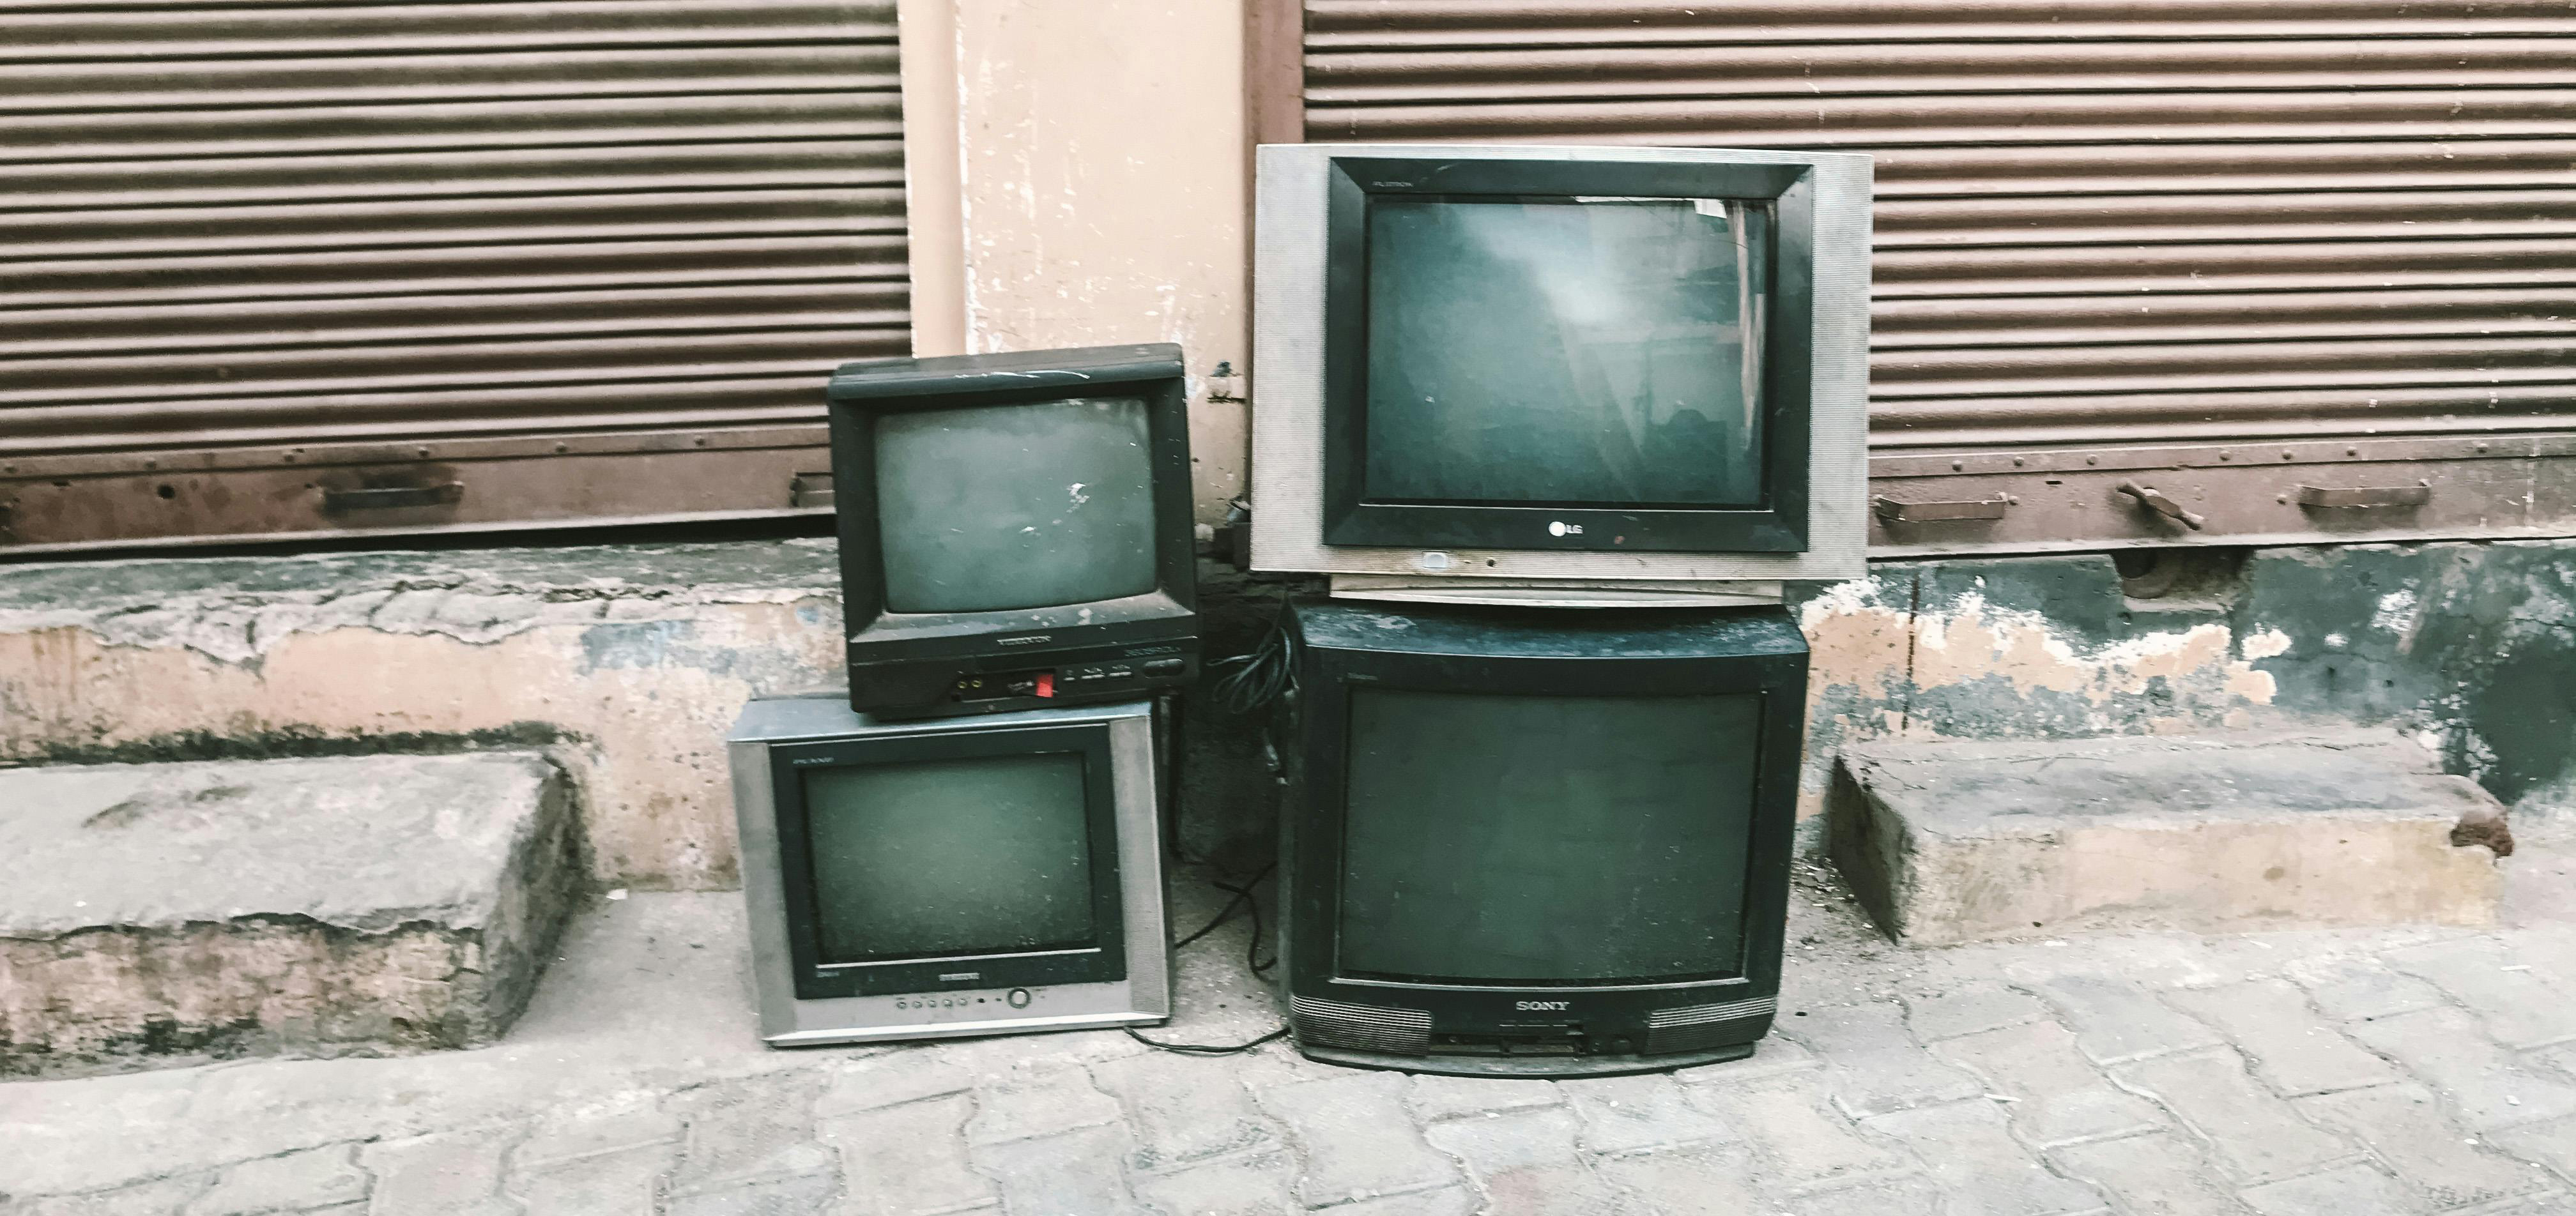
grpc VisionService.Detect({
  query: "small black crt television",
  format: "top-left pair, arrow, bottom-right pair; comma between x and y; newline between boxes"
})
827,344 -> 1199,718
728,695 -> 1170,1045
1275,599 -> 1806,1077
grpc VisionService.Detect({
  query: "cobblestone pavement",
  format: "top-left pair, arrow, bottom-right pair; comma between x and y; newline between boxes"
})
5,835 -> 2575,1215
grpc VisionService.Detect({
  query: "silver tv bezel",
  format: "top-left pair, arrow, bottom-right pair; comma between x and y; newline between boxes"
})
726,695 -> 1169,1047
1250,142 -> 1874,600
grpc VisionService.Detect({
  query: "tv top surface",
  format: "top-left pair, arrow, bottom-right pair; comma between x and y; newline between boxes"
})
1252,143 -> 1872,585
1290,597 -> 1806,662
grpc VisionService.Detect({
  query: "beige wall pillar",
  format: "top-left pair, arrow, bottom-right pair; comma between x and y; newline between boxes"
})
900,0 -> 1251,524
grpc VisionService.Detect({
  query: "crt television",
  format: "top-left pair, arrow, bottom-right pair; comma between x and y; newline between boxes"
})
1275,599 -> 1805,1077
728,695 -> 1169,1046
1252,144 -> 1873,604
828,344 -> 1199,718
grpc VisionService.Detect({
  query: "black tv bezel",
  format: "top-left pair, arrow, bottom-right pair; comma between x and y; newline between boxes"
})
765,720 -> 1128,1000
826,344 -> 1199,716
1317,155 -> 1818,554
1280,609 -> 1805,1053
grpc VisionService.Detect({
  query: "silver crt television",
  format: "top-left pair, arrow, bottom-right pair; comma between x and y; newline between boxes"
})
1251,143 -> 1874,605
727,695 -> 1169,1045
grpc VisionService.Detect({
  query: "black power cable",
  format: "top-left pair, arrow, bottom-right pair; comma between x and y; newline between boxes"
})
1124,863 -> 1285,1056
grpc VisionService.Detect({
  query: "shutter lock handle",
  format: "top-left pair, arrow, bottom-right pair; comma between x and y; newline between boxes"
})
2116,481 -> 2206,531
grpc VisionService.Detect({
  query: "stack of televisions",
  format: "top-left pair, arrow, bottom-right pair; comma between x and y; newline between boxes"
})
728,142 -> 1873,1077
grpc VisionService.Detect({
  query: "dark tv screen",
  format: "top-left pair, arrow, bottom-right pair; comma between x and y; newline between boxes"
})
802,754 -> 1098,962
873,395 -> 1160,614
1363,197 -> 1772,509
1337,688 -> 1761,984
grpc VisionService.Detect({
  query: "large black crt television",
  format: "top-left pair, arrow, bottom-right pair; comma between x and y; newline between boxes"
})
728,695 -> 1170,1045
1276,599 -> 1806,1077
828,344 -> 1199,718
1252,144 -> 1873,603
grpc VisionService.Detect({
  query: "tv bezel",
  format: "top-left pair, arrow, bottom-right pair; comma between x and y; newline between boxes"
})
765,721 -> 1126,999
728,695 -> 1171,1047
826,344 -> 1199,713
1318,156 -> 1814,553
1252,143 -> 1874,593
1278,600 -> 1805,1073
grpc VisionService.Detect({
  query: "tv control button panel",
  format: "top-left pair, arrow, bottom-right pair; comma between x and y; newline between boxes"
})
1007,988 -> 1032,1008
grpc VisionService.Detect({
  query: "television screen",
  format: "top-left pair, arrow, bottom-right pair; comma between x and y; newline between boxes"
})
1364,197 -> 1771,509
801,752 -> 1097,962
1337,688 -> 1762,983
873,395 -> 1160,614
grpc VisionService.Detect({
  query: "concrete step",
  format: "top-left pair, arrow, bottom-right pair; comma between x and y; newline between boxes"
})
1827,729 -> 2510,945
0,751 -> 577,1077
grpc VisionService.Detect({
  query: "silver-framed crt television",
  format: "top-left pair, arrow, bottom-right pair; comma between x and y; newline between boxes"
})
1251,143 -> 1874,605
727,695 -> 1169,1046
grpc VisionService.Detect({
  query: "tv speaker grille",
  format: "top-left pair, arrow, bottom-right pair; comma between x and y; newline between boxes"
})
1290,996 -> 1433,1056
1644,994 -> 1777,1055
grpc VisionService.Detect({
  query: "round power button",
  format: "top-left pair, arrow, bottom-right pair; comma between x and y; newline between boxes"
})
1006,988 -> 1032,1009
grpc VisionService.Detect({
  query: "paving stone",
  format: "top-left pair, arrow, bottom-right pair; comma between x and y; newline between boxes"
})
818,1093 -> 993,1216
186,1146 -> 372,1216
1129,1149 -> 1297,1216
962,1065 -> 1122,1146
1907,983 -> 2050,1042
664,1074 -> 834,1194
2448,1193 -> 2576,1215
1252,1072 -> 1462,1207
663,1170 -> 838,1216
969,1123 -> 1142,1216
1773,1176 -> 1945,1216
4,1176 -> 208,1216
2165,980 -> 2399,1097
1422,1105 -> 1627,1216
1590,1141 -> 1765,1215
1862,1100 -> 2111,1216
2295,1083 -> 2557,1209
2489,1115 -> 2576,1186
1401,1074 -> 1560,1123
360,1127 -> 519,1216
2237,1162 -> 2425,1216
1671,1033 -> 1818,1083
1087,1049 -> 1280,1173
2114,1050 -> 2359,1182
1685,1074 -> 1915,1190
2037,976 -> 2224,1066
2048,1132 -> 2247,1216
1314,1187 -> 1479,1216
1557,1074 -> 1737,1155
508,1144 -> 675,1216
1933,1019 -> 2166,1147
513,1105 -> 684,1169
2349,1007 -> 2576,1130
2284,957 -> 2450,1022
2386,939 -> 2576,1050
1784,1002 -> 1984,1117
816,1053 -> 977,1119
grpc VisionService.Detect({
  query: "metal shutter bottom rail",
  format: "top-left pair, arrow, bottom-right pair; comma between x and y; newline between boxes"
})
0,0 -> 907,552
1295,0 -> 2576,551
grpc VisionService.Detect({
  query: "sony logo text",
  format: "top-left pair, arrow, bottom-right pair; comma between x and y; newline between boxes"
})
1514,1000 -> 1571,1012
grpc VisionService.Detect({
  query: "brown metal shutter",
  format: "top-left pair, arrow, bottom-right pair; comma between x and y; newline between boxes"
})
1291,0 -> 2576,554
0,0 -> 905,552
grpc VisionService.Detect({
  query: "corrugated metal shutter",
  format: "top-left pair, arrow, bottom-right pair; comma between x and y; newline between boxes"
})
0,0 -> 905,552
1291,0 -> 2576,553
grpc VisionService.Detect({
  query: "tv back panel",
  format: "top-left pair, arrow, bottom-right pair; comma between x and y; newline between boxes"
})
1251,144 -> 1873,604
829,344 -> 1200,719
728,695 -> 1170,1046
1275,598 -> 1806,1077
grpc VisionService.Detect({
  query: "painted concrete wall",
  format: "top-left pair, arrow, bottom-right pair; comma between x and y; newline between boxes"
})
3,540 -> 2567,892
1793,542 -> 2576,828
903,0 -> 1254,526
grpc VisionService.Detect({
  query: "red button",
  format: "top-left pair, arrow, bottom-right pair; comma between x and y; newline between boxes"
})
1034,673 -> 1055,698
